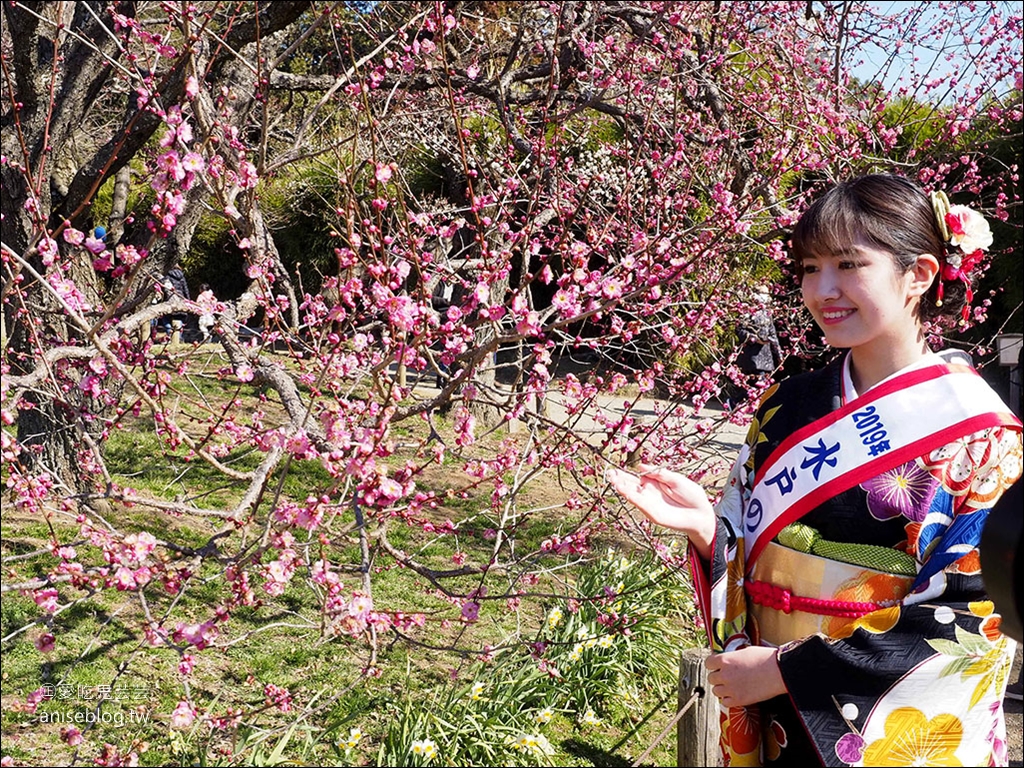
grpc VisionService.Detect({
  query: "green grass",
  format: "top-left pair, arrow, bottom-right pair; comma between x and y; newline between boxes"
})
1,552 -> 691,766
2,354 -> 699,767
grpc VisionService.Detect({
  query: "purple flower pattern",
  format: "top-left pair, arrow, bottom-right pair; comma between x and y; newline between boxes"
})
835,732 -> 865,764
860,460 -> 937,522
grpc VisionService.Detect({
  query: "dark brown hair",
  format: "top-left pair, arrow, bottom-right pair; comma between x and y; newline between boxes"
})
791,174 -> 965,322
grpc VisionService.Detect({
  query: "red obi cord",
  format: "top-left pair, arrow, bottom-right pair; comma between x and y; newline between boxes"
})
744,578 -> 893,618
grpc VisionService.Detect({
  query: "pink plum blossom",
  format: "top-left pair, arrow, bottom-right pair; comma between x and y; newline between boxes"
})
83,235 -> 107,254
33,588 -> 59,613
63,227 -> 85,245
170,699 -> 197,728
461,600 -> 480,622
37,236 -> 58,265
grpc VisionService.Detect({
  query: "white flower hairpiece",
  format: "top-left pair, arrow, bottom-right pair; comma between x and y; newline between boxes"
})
930,190 -> 993,255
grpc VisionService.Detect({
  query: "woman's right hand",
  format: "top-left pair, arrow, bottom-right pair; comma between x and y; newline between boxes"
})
606,463 -> 716,560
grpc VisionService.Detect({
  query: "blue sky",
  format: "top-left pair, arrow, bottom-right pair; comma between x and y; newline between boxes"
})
847,1 -> 1020,100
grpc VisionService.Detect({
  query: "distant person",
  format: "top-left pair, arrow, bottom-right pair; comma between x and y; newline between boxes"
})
160,266 -> 190,337
196,283 -> 216,342
726,285 -> 782,408
609,174 -> 1022,765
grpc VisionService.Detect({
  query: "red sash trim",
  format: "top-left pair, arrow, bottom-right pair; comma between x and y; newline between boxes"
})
688,539 -> 714,646
754,363 -> 974,486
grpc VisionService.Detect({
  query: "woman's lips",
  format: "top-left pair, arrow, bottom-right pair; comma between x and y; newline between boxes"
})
820,308 -> 856,326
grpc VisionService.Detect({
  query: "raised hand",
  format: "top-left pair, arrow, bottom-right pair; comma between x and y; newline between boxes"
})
606,463 -> 716,560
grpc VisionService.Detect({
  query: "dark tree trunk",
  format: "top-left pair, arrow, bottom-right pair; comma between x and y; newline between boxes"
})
1,1 -> 312,491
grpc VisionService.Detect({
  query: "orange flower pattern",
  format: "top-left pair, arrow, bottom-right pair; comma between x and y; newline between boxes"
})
862,708 -> 963,766
825,573 -> 908,638
723,704 -> 761,760
922,426 -> 1022,508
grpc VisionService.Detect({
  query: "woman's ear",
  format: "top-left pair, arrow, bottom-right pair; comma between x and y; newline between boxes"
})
908,253 -> 941,298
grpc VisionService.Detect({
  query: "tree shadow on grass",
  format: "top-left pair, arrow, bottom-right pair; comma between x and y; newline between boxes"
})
560,738 -> 632,767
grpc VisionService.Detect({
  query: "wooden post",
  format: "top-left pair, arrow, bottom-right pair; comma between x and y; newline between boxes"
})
625,415 -> 652,468
677,648 -> 722,767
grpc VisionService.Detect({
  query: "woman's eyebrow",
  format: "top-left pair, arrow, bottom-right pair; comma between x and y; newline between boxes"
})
804,247 -> 862,260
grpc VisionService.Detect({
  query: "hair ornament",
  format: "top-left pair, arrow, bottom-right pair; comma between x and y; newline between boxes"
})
929,189 -> 993,320
930,190 -> 951,241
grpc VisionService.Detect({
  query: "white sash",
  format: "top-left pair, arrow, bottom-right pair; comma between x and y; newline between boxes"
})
743,363 -> 1020,571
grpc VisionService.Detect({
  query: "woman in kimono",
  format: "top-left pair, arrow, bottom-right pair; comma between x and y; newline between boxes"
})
609,174 -> 1022,766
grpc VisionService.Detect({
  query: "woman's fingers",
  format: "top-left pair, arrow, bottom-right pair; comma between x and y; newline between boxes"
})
605,467 -> 642,496
703,647 -> 785,707
637,465 -> 693,494
637,464 -> 680,482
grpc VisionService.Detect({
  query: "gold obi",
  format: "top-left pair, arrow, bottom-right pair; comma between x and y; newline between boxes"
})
746,541 -> 916,647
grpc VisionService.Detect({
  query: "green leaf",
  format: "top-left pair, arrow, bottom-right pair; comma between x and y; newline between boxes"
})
926,637 -> 967,657
954,623 -> 993,656
937,656 -> 975,678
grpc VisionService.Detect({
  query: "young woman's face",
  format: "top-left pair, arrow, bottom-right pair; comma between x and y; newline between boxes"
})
800,243 -> 921,354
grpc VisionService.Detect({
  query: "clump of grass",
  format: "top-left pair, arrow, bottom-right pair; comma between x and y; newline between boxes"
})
368,546 -> 696,767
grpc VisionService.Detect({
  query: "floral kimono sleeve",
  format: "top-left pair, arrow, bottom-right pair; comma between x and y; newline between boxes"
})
688,442 -> 754,656
775,425 -> 1023,767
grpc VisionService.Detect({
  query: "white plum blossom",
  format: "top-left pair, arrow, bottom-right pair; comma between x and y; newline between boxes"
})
945,205 -> 993,254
